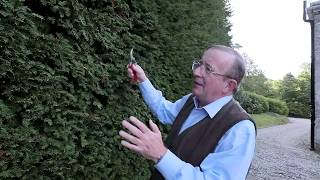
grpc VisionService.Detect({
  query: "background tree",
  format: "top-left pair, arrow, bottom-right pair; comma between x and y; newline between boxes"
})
279,64 -> 311,118
280,73 -> 300,102
233,52 -> 288,115
240,53 -> 279,98
296,63 -> 311,107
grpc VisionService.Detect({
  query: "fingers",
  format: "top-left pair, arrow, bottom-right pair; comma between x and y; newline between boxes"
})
126,64 -> 147,83
127,64 -> 142,74
127,64 -> 140,82
127,66 -> 135,78
129,63 -> 138,71
122,120 -> 144,137
128,116 -> 149,133
119,117 -> 166,162
149,120 -> 160,134
121,140 -> 141,152
127,63 -> 138,71
119,130 -> 142,145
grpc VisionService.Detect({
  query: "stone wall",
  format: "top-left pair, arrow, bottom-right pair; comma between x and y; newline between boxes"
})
307,1 -> 320,151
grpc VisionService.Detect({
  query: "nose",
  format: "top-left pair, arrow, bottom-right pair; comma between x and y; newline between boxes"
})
193,66 -> 202,77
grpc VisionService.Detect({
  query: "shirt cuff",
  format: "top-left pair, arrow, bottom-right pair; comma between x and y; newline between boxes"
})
138,79 -> 153,93
155,150 -> 185,179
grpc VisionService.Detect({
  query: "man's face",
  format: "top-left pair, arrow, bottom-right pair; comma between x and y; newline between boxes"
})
192,49 -> 234,106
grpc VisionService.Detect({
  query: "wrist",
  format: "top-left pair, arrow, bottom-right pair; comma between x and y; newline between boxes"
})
154,148 -> 168,164
139,76 -> 147,83
137,77 -> 148,84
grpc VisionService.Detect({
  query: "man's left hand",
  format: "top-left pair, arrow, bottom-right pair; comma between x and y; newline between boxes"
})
119,116 -> 167,163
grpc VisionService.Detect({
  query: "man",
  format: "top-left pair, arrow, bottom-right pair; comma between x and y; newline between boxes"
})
119,45 -> 256,180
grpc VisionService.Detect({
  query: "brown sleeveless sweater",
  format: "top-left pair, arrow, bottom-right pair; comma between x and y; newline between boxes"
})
150,95 -> 256,180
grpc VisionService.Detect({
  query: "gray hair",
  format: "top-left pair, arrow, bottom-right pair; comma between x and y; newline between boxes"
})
206,45 -> 245,93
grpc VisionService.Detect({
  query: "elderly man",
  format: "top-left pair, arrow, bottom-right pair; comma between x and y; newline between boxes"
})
119,45 -> 256,180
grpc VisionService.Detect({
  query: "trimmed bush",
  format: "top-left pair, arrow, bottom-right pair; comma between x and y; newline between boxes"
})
265,98 -> 289,116
235,91 -> 290,116
287,102 -> 311,118
235,91 -> 269,114
0,0 -> 231,179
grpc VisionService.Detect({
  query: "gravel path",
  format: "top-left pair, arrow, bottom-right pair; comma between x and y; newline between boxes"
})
247,117 -> 320,180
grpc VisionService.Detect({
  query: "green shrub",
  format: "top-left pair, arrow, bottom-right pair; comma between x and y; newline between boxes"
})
287,102 -> 311,118
265,98 -> 289,116
235,91 -> 269,114
0,0 -> 231,179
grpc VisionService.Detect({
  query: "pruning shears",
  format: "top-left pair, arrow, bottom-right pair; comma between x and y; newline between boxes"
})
129,48 -> 137,82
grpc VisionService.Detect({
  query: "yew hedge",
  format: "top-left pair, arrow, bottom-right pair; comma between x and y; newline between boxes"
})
0,0 -> 231,179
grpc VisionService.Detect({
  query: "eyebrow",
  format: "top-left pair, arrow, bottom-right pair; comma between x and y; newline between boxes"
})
203,61 -> 214,69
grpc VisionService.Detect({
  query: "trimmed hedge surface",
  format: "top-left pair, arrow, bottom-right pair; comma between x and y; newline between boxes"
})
0,0 -> 231,179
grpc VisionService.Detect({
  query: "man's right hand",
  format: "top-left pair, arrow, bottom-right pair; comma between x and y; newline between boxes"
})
127,64 -> 147,84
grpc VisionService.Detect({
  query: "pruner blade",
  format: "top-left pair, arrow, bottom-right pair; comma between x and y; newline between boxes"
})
129,48 -> 137,64
129,48 -> 138,82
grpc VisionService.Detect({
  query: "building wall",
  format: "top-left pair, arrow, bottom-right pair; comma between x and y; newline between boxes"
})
315,12 -> 320,151
308,1 -> 320,151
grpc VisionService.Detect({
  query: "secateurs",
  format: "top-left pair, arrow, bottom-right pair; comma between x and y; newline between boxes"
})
129,48 -> 137,82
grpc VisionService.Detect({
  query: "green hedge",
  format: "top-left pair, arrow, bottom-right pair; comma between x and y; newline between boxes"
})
235,91 -> 289,116
235,91 -> 269,114
0,0 -> 231,179
265,98 -> 289,116
287,102 -> 311,118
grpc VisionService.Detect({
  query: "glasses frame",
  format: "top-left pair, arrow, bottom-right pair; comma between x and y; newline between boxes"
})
192,60 -> 235,80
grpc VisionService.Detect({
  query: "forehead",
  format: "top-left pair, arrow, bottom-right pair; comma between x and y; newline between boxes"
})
201,49 -> 234,69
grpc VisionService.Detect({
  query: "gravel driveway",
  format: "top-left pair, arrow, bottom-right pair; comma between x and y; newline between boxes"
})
247,117 -> 320,180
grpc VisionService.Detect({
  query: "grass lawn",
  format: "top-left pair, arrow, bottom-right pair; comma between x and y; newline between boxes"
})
251,112 -> 289,129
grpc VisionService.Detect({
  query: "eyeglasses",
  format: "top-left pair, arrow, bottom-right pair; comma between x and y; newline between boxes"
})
192,60 -> 234,79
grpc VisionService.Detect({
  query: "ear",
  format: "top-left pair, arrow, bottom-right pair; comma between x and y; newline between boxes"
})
223,79 -> 237,93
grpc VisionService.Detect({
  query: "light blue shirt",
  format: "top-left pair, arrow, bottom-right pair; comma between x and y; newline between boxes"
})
139,79 -> 256,180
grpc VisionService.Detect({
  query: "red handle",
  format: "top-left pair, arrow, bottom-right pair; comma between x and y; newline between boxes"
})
129,64 -> 137,82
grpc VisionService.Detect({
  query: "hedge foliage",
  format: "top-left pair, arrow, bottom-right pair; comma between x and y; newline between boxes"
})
266,98 -> 289,116
235,91 -> 269,114
287,102 -> 311,118
0,0 -> 232,179
235,91 -> 288,116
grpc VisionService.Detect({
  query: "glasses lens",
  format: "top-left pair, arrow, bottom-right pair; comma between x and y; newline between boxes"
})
192,60 -> 200,71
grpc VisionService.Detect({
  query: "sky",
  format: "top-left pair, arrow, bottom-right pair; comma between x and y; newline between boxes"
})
229,0 -> 313,80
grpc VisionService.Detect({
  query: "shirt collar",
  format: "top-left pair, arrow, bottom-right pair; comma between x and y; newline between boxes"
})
193,95 -> 233,118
